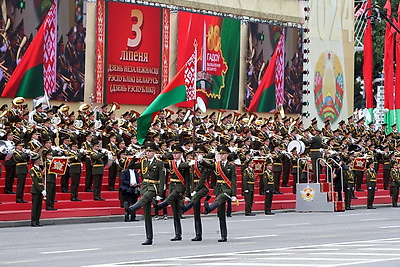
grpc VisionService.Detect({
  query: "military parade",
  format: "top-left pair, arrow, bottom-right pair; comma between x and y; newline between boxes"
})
0,96 -> 400,243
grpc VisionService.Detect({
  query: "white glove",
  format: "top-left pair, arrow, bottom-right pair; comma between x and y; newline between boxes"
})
188,160 -> 196,166
41,190 -> 47,197
155,195 -> 162,201
191,191 -> 196,197
184,197 -> 191,202
134,150 -> 145,158
0,43 -> 6,52
244,190 -> 249,193
197,154 -> 203,162
231,196 -> 237,202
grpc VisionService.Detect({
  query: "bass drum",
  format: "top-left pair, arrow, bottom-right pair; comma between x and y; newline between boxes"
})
287,140 -> 305,154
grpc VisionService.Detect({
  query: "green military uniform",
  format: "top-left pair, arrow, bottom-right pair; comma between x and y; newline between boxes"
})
366,166 -> 377,209
242,166 -> 255,215
30,164 -> 45,226
106,141 -> 118,191
82,140 -> 94,192
91,148 -> 106,200
45,158 -> 57,210
127,142 -> 166,245
343,164 -> 355,210
201,146 -> 237,242
14,148 -> 29,202
69,148 -> 85,201
262,166 -> 274,214
302,134 -> 322,182
271,150 -> 283,194
390,167 -> 400,207
156,154 -> 190,241
382,151 -> 392,190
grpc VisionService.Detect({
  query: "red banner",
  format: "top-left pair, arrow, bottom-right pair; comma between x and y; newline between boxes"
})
105,2 -> 164,105
353,158 -> 367,171
49,157 -> 69,175
124,156 -> 135,170
95,0 -> 105,103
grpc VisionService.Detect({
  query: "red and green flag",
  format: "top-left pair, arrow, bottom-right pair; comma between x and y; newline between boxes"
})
136,52 -> 196,145
396,3 -> 400,127
1,1 -> 57,99
383,0 -> 395,132
248,32 -> 284,112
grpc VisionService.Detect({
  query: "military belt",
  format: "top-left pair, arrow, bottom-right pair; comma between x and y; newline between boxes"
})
217,181 -> 227,184
273,163 -> 282,165
170,179 -> 182,183
93,164 -> 103,167
310,149 -> 320,151
70,162 -> 81,165
38,183 -> 44,186
16,162 -> 27,166
193,180 -> 200,183
247,181 -> 255,184
143,179 -> 159,184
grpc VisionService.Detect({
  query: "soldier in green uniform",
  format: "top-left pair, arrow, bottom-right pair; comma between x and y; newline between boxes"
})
382,145 -> 392,190
14,141 -> 29,203
106,135 -> 119,191
127,141 -> 166,245
343,159 -> 355,210
43,150 -> 57,210
390,160 -> 400,207
82,134 -> 94,192
302,128 -> 322,182
201,145 -> 237,242
366,159 -> 377,209
242,159 -> 256,216
271,141 -> 283,194
30,154 -> 46,226
91,141 -> 107,201
69,142 -> 85,201
262,159 -> 275,215
154,144 -> 190,241
182,144 -> 211,241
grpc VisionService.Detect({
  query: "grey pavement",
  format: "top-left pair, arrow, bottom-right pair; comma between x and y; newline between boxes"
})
1,206 -> 400,266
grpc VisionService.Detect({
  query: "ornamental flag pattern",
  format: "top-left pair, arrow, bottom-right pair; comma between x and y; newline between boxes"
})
275,30 -> 285,106
43,1 -> 57,95
184,52 -> 197,101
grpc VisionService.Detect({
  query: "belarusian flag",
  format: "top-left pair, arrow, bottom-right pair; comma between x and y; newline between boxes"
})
248,31 -> 284,112
136,52 -> 197,145
383,0 -> 395,132
1,1 -> 57,98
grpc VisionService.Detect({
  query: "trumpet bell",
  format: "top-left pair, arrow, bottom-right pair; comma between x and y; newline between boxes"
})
13,97 -> 25,106
61,105 -> 70,113
73,119 -> 84,129
51,116 -> 61,126
79,103 -> 90,112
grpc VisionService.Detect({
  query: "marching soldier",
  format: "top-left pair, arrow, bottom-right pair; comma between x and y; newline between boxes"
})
4,131 -> 16,194
154,144 -> 191,241
201,145 -> 237,242
262,159 -> 275,215
390,160 -> 400,207
366,159 -> 377,209
182,144 -> 211,241
43,150 -> 57,210
30,154 -> 46,227
242,159 -> 256,216
127,141 -> 166,245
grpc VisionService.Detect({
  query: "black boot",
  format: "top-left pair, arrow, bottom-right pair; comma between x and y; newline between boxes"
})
128,202 -> 142,214
191,219 -> 202,241
123,201 -> 131,222
170,220 -> 182,241
142,223 -> 153,245
155,200 -> 169,211
204,200 -> 219,215
218,220 -> 227,242
130,213 -> 139,221
183,201 -> 194,213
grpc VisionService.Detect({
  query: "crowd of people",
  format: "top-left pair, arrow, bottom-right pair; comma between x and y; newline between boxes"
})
1,97 -> 399,239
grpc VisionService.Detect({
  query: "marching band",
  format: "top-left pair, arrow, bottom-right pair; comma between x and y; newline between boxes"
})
1,96 -> 399,241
